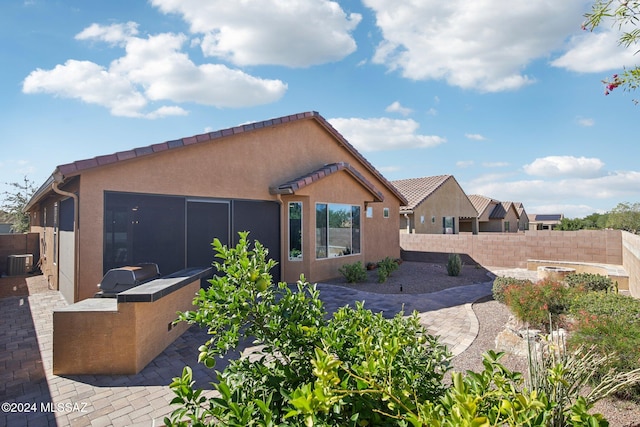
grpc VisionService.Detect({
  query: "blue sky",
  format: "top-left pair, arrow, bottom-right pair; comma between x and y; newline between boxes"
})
1,0 -> 639,219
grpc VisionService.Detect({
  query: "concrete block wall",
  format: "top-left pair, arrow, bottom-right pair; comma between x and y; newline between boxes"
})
400,229 -> 624,269
622,232 -> 640,297
0,233 -> 40,276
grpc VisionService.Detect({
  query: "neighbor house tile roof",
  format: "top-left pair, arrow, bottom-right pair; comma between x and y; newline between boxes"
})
467,195 -> 498,217
27,111 -> 407,210
270,162 -> 385,202
489,202 -> 507,220
391,175 -> 452,210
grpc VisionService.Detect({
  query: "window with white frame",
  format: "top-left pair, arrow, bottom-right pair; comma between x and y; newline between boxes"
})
316,203 -> 361,258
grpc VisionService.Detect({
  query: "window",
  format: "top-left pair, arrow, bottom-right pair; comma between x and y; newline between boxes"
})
383,207 -> 390,218
443,216 -> 454,234
289,202 -> 302,260
366,206 -> 373,218
504,221 -> 510,232
316,203 -> 361,258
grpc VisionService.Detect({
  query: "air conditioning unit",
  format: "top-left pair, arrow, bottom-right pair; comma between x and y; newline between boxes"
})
7,254 -> 33,276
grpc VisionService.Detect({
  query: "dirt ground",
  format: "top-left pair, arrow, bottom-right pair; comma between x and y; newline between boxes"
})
324,260 -> 493,293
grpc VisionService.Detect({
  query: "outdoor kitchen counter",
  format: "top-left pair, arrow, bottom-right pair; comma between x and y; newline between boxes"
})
53,267 -> 212,375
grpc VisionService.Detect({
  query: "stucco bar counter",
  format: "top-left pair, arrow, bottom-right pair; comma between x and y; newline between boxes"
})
53,267 -> 212,375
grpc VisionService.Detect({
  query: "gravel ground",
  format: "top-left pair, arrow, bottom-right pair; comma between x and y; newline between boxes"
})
458,297 -> 640,427
324,260 -> 493,293
331,261 -> 640,426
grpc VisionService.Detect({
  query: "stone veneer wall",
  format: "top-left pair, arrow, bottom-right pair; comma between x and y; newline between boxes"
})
400,229 -> 623,269
622,231 -> 640,297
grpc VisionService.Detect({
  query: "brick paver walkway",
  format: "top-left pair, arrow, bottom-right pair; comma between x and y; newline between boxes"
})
0,270 -> 532,426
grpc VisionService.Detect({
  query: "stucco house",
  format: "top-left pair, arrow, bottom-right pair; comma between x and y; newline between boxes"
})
392,175 -> 478,234
25,111 -> 406,303
468,195 -> 521,233
530,213 -> 564,230
514,202 -> 530,231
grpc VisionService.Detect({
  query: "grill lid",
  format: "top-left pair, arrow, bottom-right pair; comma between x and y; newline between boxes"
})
97,263 -> 160,295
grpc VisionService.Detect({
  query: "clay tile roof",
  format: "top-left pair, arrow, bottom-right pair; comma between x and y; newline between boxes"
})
467,194 -> 498,217
26,111 -> 407,211
270,162 -> 385,202
391,175 -> 452,210
489,202 -> 507,219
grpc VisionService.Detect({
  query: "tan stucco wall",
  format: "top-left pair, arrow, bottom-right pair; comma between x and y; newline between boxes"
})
39,119 -> 401,300
503,207 -> 520,233
280,170 -> 400,283
409,179 -> 477,234
53,279 -> 198,375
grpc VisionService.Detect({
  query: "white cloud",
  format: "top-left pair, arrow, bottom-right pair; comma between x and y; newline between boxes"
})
483,162 -> 509,168
465,133 -> 486,141
523,155 -> 605,178
551,24 -> 639,73
362,0 -> 585,92
23,24 -> 287,118
150,0 -> 361,67
385,101 -> 413,116
465,170 -> 640,217
456,160 -> 474,168
328,117 -> 445,151
576,116 -> 595,127
75,22 -> 139,46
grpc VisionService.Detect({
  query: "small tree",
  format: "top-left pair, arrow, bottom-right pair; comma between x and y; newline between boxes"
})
583,1 -> 640,101
606,202 -> 640,233
1,176 -> 36,233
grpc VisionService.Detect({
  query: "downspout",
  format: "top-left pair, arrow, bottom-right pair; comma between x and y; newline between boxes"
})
51,177 -> 79,302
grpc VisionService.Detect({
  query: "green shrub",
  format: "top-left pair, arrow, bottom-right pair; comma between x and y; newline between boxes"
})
503,279 -> 573,330
492,276 -> 534,304
338,261 -> 367,283
527,341 -> 640,426
164,232 -> 629,426
165,232 -> 452,426
568,292 -> 640,399
376,256 -> 399,283
446,253 -> 462,276
565,272 -> 615,292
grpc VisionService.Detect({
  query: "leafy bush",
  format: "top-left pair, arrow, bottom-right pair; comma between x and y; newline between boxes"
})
492,276 -> 533,304
165,233 -> 638,426
565,272 -> 615,292
503,279 -> 574,330
376,256 -> 399,283
568,291 -> 640,399
338,261 -> 367,283
165,232 -> 453,426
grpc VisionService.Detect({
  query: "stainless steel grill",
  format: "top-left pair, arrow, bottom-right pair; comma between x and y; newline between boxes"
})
95,263 -> 160,298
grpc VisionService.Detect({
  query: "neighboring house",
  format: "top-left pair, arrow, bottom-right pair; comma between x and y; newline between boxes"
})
0,211 -> 12,233
468,195 -> 520,233
530,213 -> 564,230
514,202 -> 530,231
25,111 -> 407,303
491,201 -> 521,233
392,175 -> 478,234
